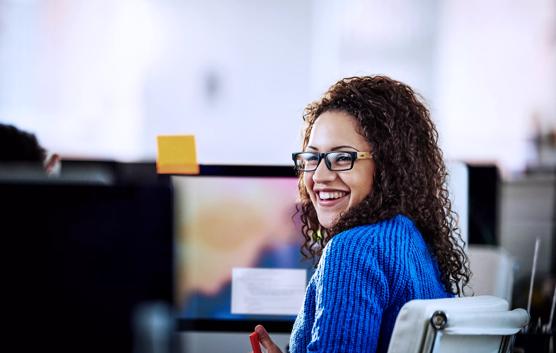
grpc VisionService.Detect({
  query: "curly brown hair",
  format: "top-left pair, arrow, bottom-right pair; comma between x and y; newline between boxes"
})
297,75 -> 470,296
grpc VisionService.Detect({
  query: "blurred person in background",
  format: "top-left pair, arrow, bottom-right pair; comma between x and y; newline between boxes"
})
0,123 -> 60,175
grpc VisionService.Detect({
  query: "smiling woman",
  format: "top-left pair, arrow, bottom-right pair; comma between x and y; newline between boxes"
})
252,76 -> 471,353
300,111 -> 375,229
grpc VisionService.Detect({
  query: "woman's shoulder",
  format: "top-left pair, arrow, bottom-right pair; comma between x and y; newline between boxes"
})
320,215 -> 423,276
330,214 -> 421,247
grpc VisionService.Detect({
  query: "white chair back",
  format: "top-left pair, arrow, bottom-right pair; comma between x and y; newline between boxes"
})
387,296 -> 529,353
468,245 -> 515,302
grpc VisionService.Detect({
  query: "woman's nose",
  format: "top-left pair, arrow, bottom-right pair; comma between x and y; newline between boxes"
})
312,159 -> 336,182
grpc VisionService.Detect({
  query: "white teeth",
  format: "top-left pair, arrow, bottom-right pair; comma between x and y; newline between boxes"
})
319,191 -> 346,200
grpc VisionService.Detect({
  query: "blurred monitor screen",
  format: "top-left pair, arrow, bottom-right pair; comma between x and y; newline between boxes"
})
1,181 -> 174,353
174,165 -> 313,332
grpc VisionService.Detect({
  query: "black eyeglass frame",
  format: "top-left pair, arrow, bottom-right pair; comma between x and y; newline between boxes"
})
291,151 -> 373,172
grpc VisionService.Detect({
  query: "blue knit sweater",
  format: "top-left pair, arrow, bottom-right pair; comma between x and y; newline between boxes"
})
289,215 -> 450,353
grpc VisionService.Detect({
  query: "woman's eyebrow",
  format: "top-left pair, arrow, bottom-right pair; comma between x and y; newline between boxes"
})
306,145 -> 358,151
331,145 -> 357,151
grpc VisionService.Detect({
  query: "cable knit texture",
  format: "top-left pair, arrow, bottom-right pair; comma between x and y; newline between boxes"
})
289,215 -> 450,353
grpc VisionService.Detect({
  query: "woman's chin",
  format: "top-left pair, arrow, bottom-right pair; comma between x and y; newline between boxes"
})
317,215 -> 340,230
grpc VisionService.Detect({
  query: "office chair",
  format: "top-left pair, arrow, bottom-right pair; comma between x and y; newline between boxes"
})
468,245 -> 515,302
387,296 -> 529,353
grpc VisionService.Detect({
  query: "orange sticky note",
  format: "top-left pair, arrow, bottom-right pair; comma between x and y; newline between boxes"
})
156,135 -> 200,174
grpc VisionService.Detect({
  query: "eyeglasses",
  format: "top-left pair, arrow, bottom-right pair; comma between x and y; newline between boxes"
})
291,151 -> 372,172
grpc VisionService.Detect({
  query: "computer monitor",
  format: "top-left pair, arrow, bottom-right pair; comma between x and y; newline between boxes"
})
173,165 -> 313,332
1,181 -> 174,353
466,163 -> 500,245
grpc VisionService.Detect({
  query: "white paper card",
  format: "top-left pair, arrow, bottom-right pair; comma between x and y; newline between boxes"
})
231,268 -> 307,315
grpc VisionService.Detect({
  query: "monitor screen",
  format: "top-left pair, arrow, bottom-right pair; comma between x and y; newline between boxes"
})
1,181 -> 174,353
173,165 -> 313,332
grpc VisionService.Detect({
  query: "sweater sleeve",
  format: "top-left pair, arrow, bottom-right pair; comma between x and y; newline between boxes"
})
307,226 -> 390,353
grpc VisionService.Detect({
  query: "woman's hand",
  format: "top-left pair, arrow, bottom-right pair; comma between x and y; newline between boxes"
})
250,325 -> 283,353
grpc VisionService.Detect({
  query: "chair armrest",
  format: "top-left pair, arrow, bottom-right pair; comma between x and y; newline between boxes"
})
443,308 -> 529,335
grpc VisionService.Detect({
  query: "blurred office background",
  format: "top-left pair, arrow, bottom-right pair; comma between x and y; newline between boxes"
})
1,0 -> 555,338
1,0 -> 554,169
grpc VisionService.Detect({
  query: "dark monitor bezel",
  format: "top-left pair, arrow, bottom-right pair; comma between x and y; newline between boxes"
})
196,164 -> 297,178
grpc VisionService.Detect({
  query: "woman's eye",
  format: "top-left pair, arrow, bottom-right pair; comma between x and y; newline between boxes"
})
336,154 -> 352,162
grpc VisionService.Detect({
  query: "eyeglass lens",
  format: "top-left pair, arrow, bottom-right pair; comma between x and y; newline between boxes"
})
295,152 -> 354,171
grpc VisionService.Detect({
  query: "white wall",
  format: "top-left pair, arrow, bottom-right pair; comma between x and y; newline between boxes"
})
0,0 -> 312,164
434,0 -> 556,175
0,0 -> 554,172
308,0 -> 556,176
310,0 -> 439,102
0,0 -> 156,159
142,0 -> 312,165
